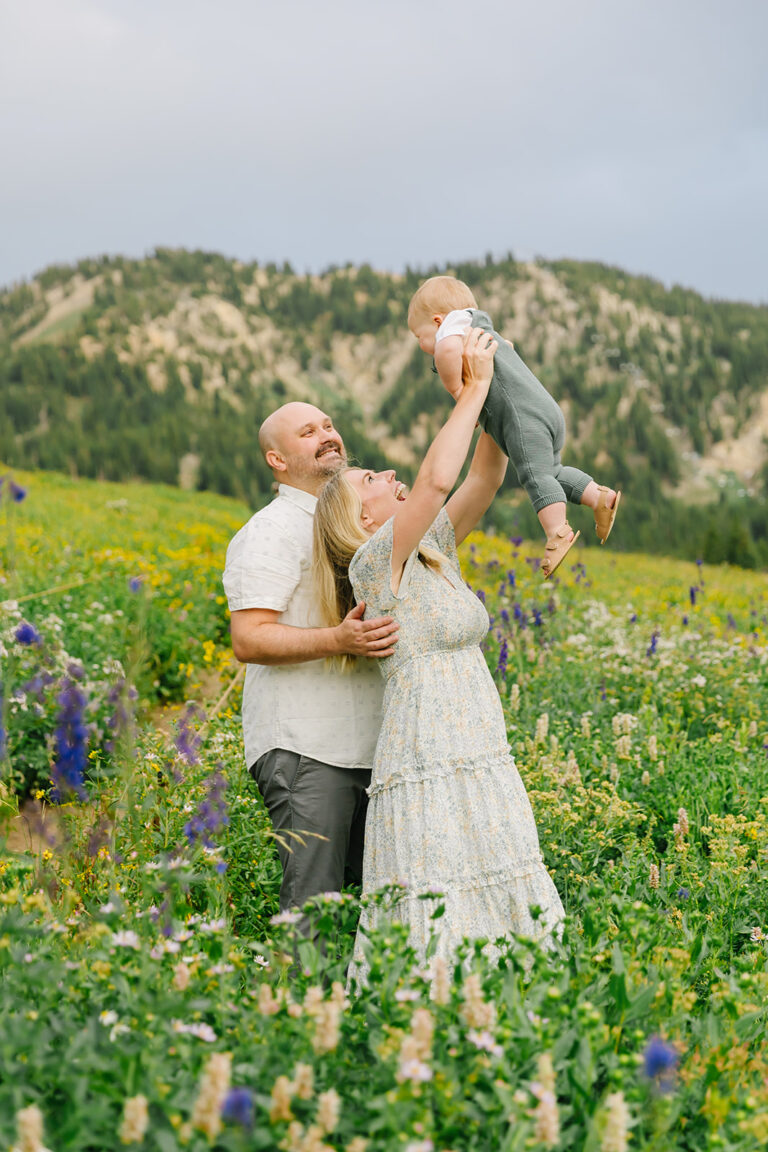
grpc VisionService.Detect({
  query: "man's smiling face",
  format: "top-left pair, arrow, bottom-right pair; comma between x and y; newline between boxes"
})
272,403 -> 346,487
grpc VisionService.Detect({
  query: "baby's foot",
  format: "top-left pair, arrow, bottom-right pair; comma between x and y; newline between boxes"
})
594,486 -> 621,544
542,524 -> 580,580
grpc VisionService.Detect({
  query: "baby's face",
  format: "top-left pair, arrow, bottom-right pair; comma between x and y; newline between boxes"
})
410,316 -> 441,356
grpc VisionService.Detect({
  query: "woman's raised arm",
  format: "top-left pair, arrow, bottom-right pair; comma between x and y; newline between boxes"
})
445,431 -> 508,546
389,328 -> 496,582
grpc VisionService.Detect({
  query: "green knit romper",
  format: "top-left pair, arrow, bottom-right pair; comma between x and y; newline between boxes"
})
470,309 -> 592,512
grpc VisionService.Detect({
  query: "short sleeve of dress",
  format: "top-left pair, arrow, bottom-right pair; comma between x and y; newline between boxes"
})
425,507 -> 460,573
350,518 -> 421,610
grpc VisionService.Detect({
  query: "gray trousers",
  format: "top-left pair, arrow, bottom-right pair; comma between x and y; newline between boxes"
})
251,748 -> 371,912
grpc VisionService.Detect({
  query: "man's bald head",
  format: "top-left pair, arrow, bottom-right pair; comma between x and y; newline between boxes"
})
258,402 -> 346,494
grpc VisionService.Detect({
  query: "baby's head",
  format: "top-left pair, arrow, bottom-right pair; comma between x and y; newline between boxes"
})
407,276 -> 478,354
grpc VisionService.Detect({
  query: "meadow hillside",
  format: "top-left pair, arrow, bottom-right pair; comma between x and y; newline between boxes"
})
1,468 -> 767,1150
2,250 -> 768,564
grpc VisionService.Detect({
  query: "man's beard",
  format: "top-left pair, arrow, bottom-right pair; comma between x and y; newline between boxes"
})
284,444 -> 346,480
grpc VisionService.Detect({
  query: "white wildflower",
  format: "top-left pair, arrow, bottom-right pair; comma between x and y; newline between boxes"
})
111,930 -> 140,949
316,1088 -> 341,1134
191,1052 -> 231,1139
600,1090 -> 630,1152
118,1095 -> 149,1145
12,1105 -> 53,1152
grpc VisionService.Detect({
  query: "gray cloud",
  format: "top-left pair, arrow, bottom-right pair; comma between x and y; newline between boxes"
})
1,0 -> 766,301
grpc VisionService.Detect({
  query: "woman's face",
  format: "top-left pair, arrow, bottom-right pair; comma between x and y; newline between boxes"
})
346,468 -> 407,531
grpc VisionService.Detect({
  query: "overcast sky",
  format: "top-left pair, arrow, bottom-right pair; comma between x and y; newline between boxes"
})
1,0 -> 766,302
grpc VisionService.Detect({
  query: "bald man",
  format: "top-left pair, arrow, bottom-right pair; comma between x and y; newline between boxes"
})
222,402 -> 399,917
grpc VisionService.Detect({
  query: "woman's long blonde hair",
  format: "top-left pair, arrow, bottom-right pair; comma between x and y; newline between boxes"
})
313,469 -> 442,670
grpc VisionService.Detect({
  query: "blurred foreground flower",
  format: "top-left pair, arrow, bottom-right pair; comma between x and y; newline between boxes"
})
12,1105 -> 52,1152
643,1036 -> 678,1092
531,1052 -> 559,1148
51,677 -> 89,801
184,767 -> 229,850
118,1095 -> 148,1145
1,474 -> 27,503
14,621 -> 41,646
222,1087 -> 254,1129
600,1091 -> 630,1152
192,1052 -> 232,1140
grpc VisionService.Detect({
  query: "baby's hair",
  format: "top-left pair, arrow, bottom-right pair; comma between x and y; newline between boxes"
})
407,275 -> 478,329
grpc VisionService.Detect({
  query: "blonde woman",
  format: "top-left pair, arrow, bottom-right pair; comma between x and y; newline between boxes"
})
314,329 -> 564,978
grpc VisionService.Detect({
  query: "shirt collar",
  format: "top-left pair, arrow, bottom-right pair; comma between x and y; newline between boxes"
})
278,484 -> 318,513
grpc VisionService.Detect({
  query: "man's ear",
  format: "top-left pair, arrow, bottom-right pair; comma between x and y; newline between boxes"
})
265,449 -> 287,473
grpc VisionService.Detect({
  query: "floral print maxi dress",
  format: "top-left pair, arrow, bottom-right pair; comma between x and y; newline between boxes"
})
348,508 -> 564,977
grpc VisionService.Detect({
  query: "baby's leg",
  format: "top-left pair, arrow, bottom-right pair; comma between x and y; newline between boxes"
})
578,480 -> 618,511
555,464 -> 593,506
508,423 -> 581,576
511,422 -> 569,518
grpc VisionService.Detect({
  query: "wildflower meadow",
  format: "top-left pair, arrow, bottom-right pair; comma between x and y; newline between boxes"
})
1,466 -> 767,1152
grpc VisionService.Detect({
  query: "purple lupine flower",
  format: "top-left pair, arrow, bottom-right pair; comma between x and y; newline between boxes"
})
643,1036 -> 678,1090
682,615 -> 688,626
104,679 -> 138,750
9,479 -> 27,503
646,630 -> 659,657
184,768 -> 229,850
507,569 -> 516,588
726,614 -> 737,630
677,887 -> 690,900
222,1087 -> 254,1128
22,674 -> 46,701
475,589 -> 486,604
500,608 -> 510,625
496,638 -> 508,679
128,576 -> 143,593
689,586 -> 698,606
510,536 -> 523,548
174,704 -> 204,767
14,621 -> 41,646
51,678 -> 89,802
532,607 -> 543,627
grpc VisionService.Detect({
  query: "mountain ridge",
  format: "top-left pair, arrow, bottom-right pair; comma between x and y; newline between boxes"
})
2,249 -> 767,564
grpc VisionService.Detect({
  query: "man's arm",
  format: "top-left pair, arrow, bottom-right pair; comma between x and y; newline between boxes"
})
230,604 -> 399,665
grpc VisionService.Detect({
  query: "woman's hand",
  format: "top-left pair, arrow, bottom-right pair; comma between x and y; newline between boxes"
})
460,327 -> 497,400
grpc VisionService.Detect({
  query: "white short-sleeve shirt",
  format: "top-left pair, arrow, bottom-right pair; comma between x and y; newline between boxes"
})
435,309 -> 473,343
222,484 -> 384,770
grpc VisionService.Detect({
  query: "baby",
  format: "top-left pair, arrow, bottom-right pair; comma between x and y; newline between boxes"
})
408,275 -> 621,577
